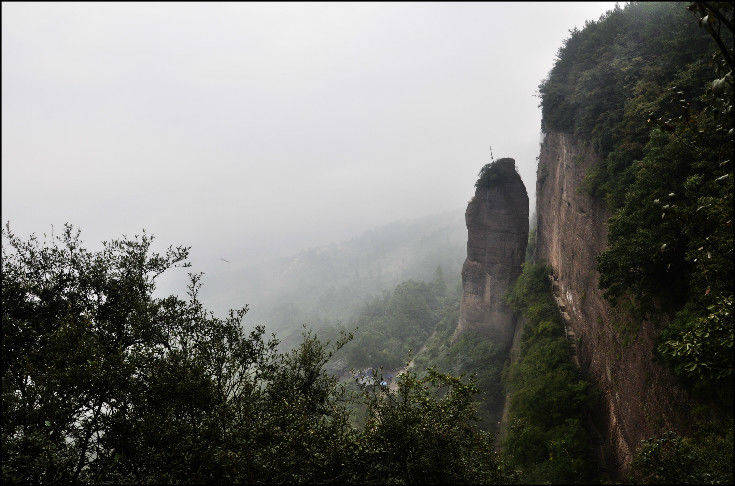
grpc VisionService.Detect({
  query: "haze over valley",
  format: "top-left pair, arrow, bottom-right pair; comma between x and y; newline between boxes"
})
2,3 -> 733,484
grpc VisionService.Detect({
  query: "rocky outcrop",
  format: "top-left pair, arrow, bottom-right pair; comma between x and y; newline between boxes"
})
535,132 -> 690,475
455,158 -> 529,350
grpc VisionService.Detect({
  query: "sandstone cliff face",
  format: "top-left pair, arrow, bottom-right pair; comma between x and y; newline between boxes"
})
536,132 -> 690,474
456,158 -> 528,350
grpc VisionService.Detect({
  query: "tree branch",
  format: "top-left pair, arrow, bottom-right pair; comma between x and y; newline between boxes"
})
701,2 -> 734,33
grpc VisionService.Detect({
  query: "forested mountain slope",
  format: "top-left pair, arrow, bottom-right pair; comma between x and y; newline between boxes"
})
3,2 -> 733,484
202,210 -> 466,336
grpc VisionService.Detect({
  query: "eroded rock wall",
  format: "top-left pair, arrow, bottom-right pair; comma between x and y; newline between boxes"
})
455,158 -> 528,350
536,131 -> 690,474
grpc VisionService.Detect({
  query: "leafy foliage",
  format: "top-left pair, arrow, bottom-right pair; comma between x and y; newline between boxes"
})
540,3 -> 715,188
596,105 -> 734,386
354,370 -> 502,484
631,424 -> 734,484
1,226 -> 500,484
657,297 -> 734,385
476,158 -> 517,189
502,263 -> 598,483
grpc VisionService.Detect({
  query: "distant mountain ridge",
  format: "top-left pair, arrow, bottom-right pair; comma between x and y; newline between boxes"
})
201,209 -> 467,333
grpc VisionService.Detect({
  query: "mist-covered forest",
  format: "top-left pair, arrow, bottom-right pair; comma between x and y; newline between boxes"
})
2,2 -> 733,484
203,210 -> 466,344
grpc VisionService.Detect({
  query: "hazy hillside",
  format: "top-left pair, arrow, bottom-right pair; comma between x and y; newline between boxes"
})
199,209 -> 467,334
4,3 -> 733,484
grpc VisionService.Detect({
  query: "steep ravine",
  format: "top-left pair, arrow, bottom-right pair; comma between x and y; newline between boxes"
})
535,131 -> 691,473
496,315 -> 525,449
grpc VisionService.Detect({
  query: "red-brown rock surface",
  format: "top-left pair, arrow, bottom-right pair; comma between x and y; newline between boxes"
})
455,158 -> 528,349
535,131 -> 690,475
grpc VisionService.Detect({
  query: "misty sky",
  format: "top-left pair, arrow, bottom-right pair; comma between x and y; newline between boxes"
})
3,2 -> 616,271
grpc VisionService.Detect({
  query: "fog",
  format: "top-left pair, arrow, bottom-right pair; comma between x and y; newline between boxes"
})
2,2 -> 615,298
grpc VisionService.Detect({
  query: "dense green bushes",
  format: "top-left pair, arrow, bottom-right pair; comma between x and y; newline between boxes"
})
502,263 -> 598,483
1,226 -> 501,484
630,410 -> 734,484
475,158 -> 518,189
328,271 -> 512,431
540,3 -> 714,179
597,108 -> 734,388
356,370 -> 502,484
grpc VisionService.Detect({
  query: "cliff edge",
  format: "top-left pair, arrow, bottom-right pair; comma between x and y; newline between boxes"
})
536,132 -> 691,473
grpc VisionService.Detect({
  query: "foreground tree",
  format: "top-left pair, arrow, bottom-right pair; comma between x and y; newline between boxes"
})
1,224 -> 499,484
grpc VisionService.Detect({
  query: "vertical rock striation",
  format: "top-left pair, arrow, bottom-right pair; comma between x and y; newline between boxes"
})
455,158 -> 529,350
536,132 -> 690,475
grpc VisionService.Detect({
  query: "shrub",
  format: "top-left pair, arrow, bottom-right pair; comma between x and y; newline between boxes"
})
502,263 -> 598,483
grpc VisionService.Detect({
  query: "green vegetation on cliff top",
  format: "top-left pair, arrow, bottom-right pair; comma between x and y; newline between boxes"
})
475,158 -> 519,189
